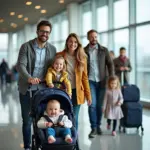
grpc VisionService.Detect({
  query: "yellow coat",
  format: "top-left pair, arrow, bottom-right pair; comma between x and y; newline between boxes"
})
45,67 -> 72,95
57,50 -> 92,105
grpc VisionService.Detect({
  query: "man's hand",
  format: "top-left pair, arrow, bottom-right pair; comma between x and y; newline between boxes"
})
120,67 -> 125,71
28,77 -> 41,84
124,67 -> 129,71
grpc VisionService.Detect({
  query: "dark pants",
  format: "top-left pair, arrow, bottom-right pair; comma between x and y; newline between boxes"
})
72,89 -> 81,130
88,80 -> 105,129
19,91 -> 36,149
107,119 -> 117,131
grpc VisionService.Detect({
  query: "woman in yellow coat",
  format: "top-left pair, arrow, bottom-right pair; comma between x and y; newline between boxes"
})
57,33 -> 92,129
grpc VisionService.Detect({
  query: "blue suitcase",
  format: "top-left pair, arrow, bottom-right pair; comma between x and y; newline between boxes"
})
122,84 -> 140,102
119,102 -> 144,133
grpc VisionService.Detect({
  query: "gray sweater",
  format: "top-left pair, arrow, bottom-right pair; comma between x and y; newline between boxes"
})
17,38 -> 56,94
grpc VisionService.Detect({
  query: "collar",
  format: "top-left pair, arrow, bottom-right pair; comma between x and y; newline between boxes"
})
34,38 -> 47,49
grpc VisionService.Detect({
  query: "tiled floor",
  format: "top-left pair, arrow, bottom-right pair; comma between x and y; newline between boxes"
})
0,82 -> 150,150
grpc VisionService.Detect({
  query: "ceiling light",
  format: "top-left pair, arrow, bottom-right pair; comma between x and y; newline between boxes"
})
59,0 -> 64,4
35,5 -> 41,9
18,14 -> 23,19
26,1 -> 32,5
11,23 -> 17,28
0,18 -> 4,23
41,9 -> 47,14
24,17 -> 28,21
10,12 -> 15,16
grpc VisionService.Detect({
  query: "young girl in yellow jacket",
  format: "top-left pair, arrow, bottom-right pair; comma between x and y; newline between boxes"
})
45,55 -> 72,98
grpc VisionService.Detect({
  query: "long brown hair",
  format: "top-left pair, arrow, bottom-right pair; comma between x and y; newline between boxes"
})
107,76 -> 120,89
65,33 -> 87,72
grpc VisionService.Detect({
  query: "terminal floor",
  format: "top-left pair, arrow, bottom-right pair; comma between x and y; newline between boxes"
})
0,83 -> 149,150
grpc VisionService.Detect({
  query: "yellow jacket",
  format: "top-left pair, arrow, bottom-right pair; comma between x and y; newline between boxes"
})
57,50 -> 92,105
45,67 -> 72,95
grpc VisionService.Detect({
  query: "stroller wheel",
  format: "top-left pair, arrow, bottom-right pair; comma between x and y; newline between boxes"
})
32,135 -> 38,150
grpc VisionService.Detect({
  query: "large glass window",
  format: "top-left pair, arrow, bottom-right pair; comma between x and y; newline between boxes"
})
114,0 -> 129,28
136,0 -> 150,23
99,33 -> 108,47
97,6 -> 108,32
60,20 -> 68,40
114,29 -> 129,56
136,25 -> 150,101
0,33 -> 8,61
53,23 -> 59,42
82,11 -> 92,36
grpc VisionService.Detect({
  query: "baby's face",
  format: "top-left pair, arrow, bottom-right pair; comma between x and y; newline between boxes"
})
46,101 -> 60,117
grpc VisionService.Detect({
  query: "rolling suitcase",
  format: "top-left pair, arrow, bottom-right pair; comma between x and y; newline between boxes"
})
119,71 -> 144,134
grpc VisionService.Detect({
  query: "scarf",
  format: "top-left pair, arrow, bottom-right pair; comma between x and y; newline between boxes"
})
119,56 -> 127,63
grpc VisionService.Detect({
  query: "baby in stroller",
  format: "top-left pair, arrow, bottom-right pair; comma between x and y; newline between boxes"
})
37,99 -> 73,144
31,87 -> 79,150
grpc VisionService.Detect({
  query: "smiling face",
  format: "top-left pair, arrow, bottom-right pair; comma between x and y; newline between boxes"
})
53,58 -> 64,73
67,36 -> 78,54
46,100 -> 60,117
37,25 -> 51,43
88,31 -> 98,46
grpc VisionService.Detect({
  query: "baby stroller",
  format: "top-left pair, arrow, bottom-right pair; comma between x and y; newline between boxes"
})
30,83 -> 79,150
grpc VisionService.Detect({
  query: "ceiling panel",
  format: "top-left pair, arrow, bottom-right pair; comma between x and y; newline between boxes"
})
0,0 -> 85,33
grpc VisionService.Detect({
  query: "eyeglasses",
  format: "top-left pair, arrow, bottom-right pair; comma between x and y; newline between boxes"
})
38,30 -> 50,35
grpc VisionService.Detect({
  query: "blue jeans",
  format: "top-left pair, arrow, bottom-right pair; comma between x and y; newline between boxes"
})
47,128 -> 71,138
19,91 -> 36,149
88,80 -> 105,129
72,89 -> 81,130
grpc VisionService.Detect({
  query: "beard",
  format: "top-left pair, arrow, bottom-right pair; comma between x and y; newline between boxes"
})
90,40 -> 97,45
38,35 -> 48,43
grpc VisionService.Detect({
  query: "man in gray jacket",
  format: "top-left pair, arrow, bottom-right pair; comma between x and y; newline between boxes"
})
84,29 -> 114,138
17,20 -> 56,150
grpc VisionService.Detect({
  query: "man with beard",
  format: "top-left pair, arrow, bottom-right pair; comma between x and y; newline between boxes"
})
17,20 -> 56,150
84,29 -> 114,138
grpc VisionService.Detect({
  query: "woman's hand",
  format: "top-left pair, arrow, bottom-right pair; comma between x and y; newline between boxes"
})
87,100 -> 92,106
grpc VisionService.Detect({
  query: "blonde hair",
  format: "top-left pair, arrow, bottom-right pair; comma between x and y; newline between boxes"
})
107,76 -> 120,89
65,33 -> 87,72
52,55 -> 66,72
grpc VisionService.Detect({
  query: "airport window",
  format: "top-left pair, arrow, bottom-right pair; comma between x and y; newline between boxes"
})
136,0 -> 150,23
60,20 -> 69,40
0,33 -> 8,50
114,0 -> 129,28
114,29 -> 129,56
136,25 -> 150,101
53,23 -> 59,42
12,33 -> 17,50
97,6 -> 108,32
81,37 -> 89,47
82,11 -> 92,36
99,33 -> 108,47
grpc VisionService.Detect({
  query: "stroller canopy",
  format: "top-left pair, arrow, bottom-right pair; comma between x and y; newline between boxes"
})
31,88 -> 73,117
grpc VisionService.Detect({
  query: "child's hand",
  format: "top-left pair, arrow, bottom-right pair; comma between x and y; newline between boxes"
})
117,101 -> 121,106
87,99 -> 92,106
45,122 -> 53,127
102,108 -> 105,113
69,94 -> 72,99
48,83 -> 54,88
58,122 -> 64,126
